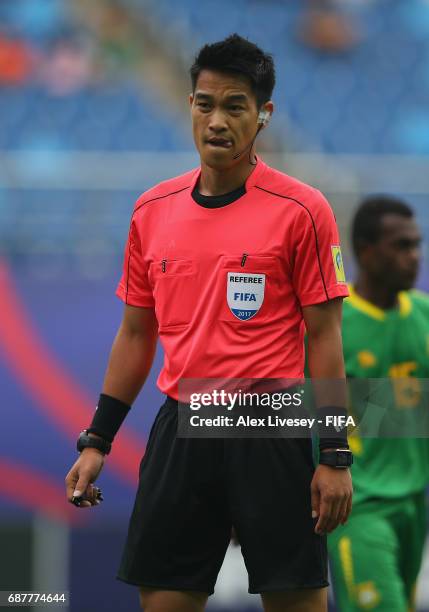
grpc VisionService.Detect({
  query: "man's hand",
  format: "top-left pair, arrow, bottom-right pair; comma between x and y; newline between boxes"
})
310,464 -> 352,535
65,448 -> 105,508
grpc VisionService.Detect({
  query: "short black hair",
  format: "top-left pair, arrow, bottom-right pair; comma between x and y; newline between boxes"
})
351,195 -> 414,258
190,34 -> 275,108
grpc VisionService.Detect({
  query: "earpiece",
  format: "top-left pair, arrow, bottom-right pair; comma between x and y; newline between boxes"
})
233,109 -> 271,162
257,110 -> 271,126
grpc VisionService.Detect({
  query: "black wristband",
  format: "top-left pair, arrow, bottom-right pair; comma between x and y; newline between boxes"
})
87,393 -> 131,443
317,406 -> 349,451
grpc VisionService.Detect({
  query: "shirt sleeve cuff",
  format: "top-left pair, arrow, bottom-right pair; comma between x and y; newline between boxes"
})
116,284 -> 155,308
299,284 -> 349,307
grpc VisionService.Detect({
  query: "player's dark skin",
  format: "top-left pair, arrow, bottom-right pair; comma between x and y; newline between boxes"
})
354,214 -> 421,306
65,69 -> 353,612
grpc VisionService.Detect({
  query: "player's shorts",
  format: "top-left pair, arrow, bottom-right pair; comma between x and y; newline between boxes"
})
117,395 -> 328,594
328,491 -> 427,611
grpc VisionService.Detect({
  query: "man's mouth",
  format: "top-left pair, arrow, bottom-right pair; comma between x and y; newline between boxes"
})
206,137 -> 233,149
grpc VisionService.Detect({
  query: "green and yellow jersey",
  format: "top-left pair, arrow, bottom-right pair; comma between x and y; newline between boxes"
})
344,285 -> 429,504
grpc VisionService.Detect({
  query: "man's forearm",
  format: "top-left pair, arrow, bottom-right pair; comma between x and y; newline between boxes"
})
307,327 -> 347,408
102,315 -> 158,406
307,326 -> 350,451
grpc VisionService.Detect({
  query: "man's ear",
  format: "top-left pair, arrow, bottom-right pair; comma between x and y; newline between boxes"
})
257,101 -> 274,128
189,93 -> 194,107
264,100 -> 274,117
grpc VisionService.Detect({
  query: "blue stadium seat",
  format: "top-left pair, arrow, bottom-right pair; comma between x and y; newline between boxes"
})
0,83 -> 190,151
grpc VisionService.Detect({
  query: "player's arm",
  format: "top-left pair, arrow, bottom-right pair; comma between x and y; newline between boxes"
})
65,305 -> 158,507
303,297 -> 353,535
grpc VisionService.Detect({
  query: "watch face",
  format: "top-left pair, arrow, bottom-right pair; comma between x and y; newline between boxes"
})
337,451 -> 351,466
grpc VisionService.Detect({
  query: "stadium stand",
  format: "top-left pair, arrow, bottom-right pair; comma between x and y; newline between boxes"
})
2,0 -> 429,156
135,0 -> 429,155
2,0 -> 428,267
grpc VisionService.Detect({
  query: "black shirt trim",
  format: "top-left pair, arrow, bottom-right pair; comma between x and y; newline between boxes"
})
192,183 -> 246,208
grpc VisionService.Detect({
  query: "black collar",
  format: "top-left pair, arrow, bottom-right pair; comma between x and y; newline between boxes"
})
192,183 -> 246,208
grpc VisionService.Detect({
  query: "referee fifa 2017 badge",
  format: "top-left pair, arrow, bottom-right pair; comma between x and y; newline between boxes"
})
331,245 -> 346,283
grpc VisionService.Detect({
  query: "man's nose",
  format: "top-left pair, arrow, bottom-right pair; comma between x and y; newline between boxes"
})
409,245 -> 421,266
208,109 -> 228,132
404,245 -> 421,272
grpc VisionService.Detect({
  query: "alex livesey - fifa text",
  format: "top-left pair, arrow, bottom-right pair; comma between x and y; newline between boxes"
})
188,414 -> 355,429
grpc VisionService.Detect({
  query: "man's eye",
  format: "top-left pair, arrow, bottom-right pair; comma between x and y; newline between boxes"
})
197,102 -> 210,109
229,105 -> 244,111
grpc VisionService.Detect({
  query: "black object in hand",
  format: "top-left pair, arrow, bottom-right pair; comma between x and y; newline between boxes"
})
71,487 -> 103,506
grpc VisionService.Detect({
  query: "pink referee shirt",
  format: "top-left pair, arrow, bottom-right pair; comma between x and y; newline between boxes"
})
116,159 -> 349,399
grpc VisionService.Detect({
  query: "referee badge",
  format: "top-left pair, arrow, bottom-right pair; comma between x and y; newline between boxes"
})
227,272 -> 265,320
331,245 -> 346,283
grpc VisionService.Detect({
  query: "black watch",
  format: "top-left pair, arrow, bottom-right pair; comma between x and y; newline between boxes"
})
319,448 -> 353,469
77,430 -> 111,455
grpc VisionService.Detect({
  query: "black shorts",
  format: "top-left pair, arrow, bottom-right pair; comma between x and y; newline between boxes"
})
117,396 -> 328,594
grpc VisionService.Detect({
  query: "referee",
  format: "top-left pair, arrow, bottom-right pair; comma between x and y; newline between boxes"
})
66,34 -> 353,612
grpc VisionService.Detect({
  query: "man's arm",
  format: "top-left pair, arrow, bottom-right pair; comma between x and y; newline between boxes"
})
65,305 -> 158,507
102,304 -> 158,405
303,297 -> 353,534
304,296 -> 346,404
